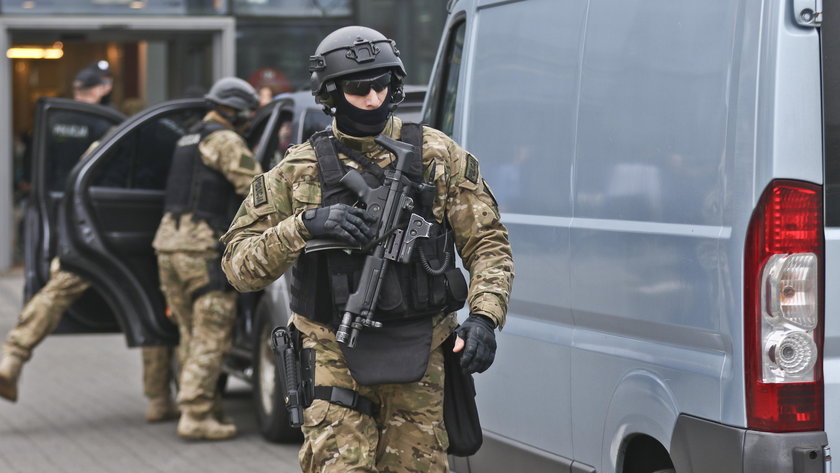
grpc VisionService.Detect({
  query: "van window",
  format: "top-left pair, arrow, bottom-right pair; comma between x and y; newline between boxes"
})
464,1 -> 583,217
574,2 -> 732,225
91,108 -> 204,189
424,20 -> 465,136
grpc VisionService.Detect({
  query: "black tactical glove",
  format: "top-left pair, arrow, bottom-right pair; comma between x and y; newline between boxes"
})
455,314 -> 497,374
302,204 -> 377,247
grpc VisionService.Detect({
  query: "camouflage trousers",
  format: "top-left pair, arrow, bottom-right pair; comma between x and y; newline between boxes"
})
142,345 -> 175,400
299,327 -> 449,473
156,250 -> 236,416
3,258 -> 175,400
2,258 -> 89,361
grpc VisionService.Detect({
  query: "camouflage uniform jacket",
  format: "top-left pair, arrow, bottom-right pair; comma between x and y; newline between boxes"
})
153,111 -> 262,253
221,116 -> 514,333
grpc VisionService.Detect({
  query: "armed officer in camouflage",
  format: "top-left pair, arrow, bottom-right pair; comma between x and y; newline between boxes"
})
221,26 -> 513,472
153,77 -> 262,440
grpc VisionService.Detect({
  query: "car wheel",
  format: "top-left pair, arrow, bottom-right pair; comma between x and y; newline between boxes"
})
252,308 -> 302,443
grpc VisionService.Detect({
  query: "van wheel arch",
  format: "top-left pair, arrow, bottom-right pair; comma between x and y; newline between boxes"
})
620,434 -> 674,473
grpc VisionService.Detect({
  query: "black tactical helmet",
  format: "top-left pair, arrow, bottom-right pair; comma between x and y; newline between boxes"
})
205,77 -> 259,112
309,26 -> 406,109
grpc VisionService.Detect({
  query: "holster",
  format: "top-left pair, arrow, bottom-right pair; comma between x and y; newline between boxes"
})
443,333 -> 483,456
271,324 -> 314,428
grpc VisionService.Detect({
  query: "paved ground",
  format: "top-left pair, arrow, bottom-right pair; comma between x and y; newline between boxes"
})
0,267 -> 303,473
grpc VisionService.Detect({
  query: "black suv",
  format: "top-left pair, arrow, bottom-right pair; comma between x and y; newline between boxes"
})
24,87 -> 426,443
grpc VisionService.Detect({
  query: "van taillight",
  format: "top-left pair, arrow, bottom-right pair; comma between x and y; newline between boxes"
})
745,180 -> 824,432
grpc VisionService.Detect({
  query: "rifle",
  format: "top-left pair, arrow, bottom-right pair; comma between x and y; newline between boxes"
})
306,134 -> 433,348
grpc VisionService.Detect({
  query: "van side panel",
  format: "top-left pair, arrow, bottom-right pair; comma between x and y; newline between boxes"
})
754,0 -> 823,188
571,0 -> 743,470
461,0 -> 587,459
438,0 -> 827,471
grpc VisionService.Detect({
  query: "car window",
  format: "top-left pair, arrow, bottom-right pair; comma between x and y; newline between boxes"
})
423,20 -> 465,136
396,103 -> 423,124
91,108 -> 205,189
45,110 -> 116,192
301,108 -> 332,143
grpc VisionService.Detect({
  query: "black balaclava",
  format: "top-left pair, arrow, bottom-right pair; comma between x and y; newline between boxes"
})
332,69 -> 393,137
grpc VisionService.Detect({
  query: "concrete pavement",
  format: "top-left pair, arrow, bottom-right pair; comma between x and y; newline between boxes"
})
0,267 -> 302,473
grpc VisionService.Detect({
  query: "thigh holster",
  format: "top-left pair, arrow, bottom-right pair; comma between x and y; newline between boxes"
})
313,386 -> 378,418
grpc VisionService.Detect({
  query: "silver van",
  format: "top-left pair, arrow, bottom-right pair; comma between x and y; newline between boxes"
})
422,0 -> 834,472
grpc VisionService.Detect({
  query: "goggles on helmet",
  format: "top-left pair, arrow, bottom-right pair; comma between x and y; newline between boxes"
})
340,71 -> 391,97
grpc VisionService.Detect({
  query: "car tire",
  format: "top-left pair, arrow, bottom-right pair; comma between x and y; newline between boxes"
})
252,305 -> 302,443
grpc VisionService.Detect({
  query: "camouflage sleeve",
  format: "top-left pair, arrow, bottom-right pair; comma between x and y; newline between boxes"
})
219,165 -> 310,292
443,135 -> 514,329
199,129 -> 263,195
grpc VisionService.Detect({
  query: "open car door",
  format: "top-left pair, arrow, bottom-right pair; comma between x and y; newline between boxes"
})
229,99 -> 290,352
57,99 -> 207,346
23,98 -> 125,332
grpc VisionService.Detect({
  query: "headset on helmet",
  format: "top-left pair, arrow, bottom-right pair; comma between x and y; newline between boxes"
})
309,26 -> 406,112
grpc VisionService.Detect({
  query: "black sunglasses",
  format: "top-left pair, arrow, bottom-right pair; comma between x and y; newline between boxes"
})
340,71 -> 391,97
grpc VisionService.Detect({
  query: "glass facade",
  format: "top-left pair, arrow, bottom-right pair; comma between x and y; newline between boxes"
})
354,0 -> 447,86
236,19 -> 348,93
232,0 -> 349,17
235,0 -> 448,91
0,0 -> 228,15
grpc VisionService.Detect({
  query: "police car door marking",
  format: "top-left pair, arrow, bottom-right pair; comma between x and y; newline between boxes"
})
52,124 -> 89,139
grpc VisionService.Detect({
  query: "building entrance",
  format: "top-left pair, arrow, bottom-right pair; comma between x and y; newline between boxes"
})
0,16 -> 235,268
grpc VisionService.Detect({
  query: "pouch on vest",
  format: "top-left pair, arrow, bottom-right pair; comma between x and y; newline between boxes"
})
444,267 -> 468,313
376,265 -> 406,313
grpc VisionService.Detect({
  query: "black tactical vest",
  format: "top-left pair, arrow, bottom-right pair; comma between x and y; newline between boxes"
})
289,124 -> 468,332
163,120 -> 240,233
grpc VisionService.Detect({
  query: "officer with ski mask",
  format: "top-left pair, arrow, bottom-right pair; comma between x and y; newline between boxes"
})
221,26 -> 513,471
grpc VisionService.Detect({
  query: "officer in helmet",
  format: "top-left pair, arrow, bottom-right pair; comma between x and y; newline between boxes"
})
221,26 -> 513,471
152,76 -> 262,440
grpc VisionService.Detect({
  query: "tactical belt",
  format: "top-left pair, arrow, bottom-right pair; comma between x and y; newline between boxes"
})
313,386 -> 378,418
